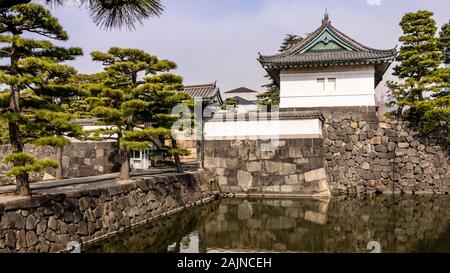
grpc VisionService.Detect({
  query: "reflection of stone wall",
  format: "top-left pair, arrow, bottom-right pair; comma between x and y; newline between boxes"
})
204,139 -> 329,196
200,196 -> 450,253
84,201 -> 219,253
0,171 -> 219,253
0,142 -> 118,185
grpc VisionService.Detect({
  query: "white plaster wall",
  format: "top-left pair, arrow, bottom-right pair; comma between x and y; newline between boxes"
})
204,118 -> 322,140
279,65 -> 376,108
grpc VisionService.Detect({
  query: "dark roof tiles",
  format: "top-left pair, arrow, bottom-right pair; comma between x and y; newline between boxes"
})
261,50 -> 397,67
259,18 -> 397,67
225,87 -> 259,94
182,82 -> 220,100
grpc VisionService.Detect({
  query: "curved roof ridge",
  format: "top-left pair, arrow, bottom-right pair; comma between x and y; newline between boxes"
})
183,82 -> 217,88
260,24 -> 326,59
327,23 -> 396,53
259,20 -> 396,60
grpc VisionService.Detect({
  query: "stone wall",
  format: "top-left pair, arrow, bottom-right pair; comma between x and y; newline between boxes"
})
178,137 -> 197,162
205,107 -> 449,195
290,107 -> 449,194
0,171 -> 219,253
204,139 -> 330,196
0,142 -> 118,185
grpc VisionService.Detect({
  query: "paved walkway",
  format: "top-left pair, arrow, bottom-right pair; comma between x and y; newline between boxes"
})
0,167 -> 193,196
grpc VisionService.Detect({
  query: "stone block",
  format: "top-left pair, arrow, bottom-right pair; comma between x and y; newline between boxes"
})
304,168 -> 327,182
361,162 -> 371,170
370,136 -> 382,145
309,157 -> 324,169
96,149 -> 104,158
265,161 -> 297,175
288,147 -> 303,158
246,162 -> 262,172
304,211 -> 327,225
237,171 -> 252,188
280,185 -> 294,193
398,142 -> 409,148
285,174 -> 300,185
225,158 -> 238,169
237,203 -> 253,220
62,156 -> 70,168
263,185 -> 281,192
218,176 -> 227,186
204,157 -> 221,168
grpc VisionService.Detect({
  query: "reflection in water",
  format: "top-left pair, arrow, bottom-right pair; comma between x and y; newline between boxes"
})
83,196 -> 450,253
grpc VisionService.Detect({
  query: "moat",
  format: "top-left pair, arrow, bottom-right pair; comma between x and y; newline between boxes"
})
84,196 -> 450,253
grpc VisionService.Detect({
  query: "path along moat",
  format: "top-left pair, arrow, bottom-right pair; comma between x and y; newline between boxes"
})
84,195 -> 450,253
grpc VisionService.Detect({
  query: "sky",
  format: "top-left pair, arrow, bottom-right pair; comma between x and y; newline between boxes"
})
46,0 -> 450,93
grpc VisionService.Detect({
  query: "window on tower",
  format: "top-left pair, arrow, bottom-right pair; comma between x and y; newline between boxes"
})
328,78 -> 336,91
317,78 -> 325,91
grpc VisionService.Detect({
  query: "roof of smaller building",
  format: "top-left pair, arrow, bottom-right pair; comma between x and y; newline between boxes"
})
208,111 -> 324,122
182,81 -> 223,104
225,87 -> 258,94
72,118 -> 98,126
230,96 -> 257,105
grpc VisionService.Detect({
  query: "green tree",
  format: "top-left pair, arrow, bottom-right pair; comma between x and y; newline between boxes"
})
279,34 -> 303,52
221,97 -> 237,110
387,11 -> 449,139
132,73 -> 192,172
258,34 -> 302,111
439,20 -> 450,65
0,3 -> 83,195
86,47 -> 188,179
0,0 -> 164,30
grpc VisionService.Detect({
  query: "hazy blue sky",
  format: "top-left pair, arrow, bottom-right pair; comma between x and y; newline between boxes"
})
47,0 -> 450,92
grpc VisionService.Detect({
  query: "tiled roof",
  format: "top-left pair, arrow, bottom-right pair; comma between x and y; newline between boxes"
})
260,50 -> 397,67
230,96 -> 257,105
225,87 -> 258,94
72,118 -> 98,126
208,111 -> 324,122
182,82 -> 222,103
259,16 -> 397,67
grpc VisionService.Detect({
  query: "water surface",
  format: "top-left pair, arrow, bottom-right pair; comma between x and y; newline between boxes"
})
84,196 -> 450,253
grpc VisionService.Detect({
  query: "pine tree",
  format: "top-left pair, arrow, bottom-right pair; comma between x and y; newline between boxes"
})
0,0 -> 164,30
279,34 -> 303,52
439,20 -> 450,65
386,11 -> 441,116
0,3 -> 83,195
132,73 -> 192,172
85,47 -> 189,179
258,34 -> 302,111
387,11 -> 449,139
221,98 -> 238,110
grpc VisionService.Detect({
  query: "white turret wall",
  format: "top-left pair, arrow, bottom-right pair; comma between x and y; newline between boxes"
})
279,65 -> 376,108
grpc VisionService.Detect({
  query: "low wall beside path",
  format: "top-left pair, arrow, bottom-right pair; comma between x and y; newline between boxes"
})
0,170 -> 219,253
0,142 -> 118,185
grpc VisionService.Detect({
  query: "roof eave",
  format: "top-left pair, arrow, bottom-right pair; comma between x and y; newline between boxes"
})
260,55 -> 397,69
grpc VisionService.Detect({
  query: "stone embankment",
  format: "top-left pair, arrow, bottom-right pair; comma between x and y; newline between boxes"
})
0,171 -> 219,253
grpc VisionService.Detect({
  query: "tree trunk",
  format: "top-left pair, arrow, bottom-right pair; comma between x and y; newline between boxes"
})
8,39 -> 30,196
120,118 -> 133,180
119,148 -> 130,180
55,146 -> 63,180
16,173 -> 31,196
171,138 -> 183,173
